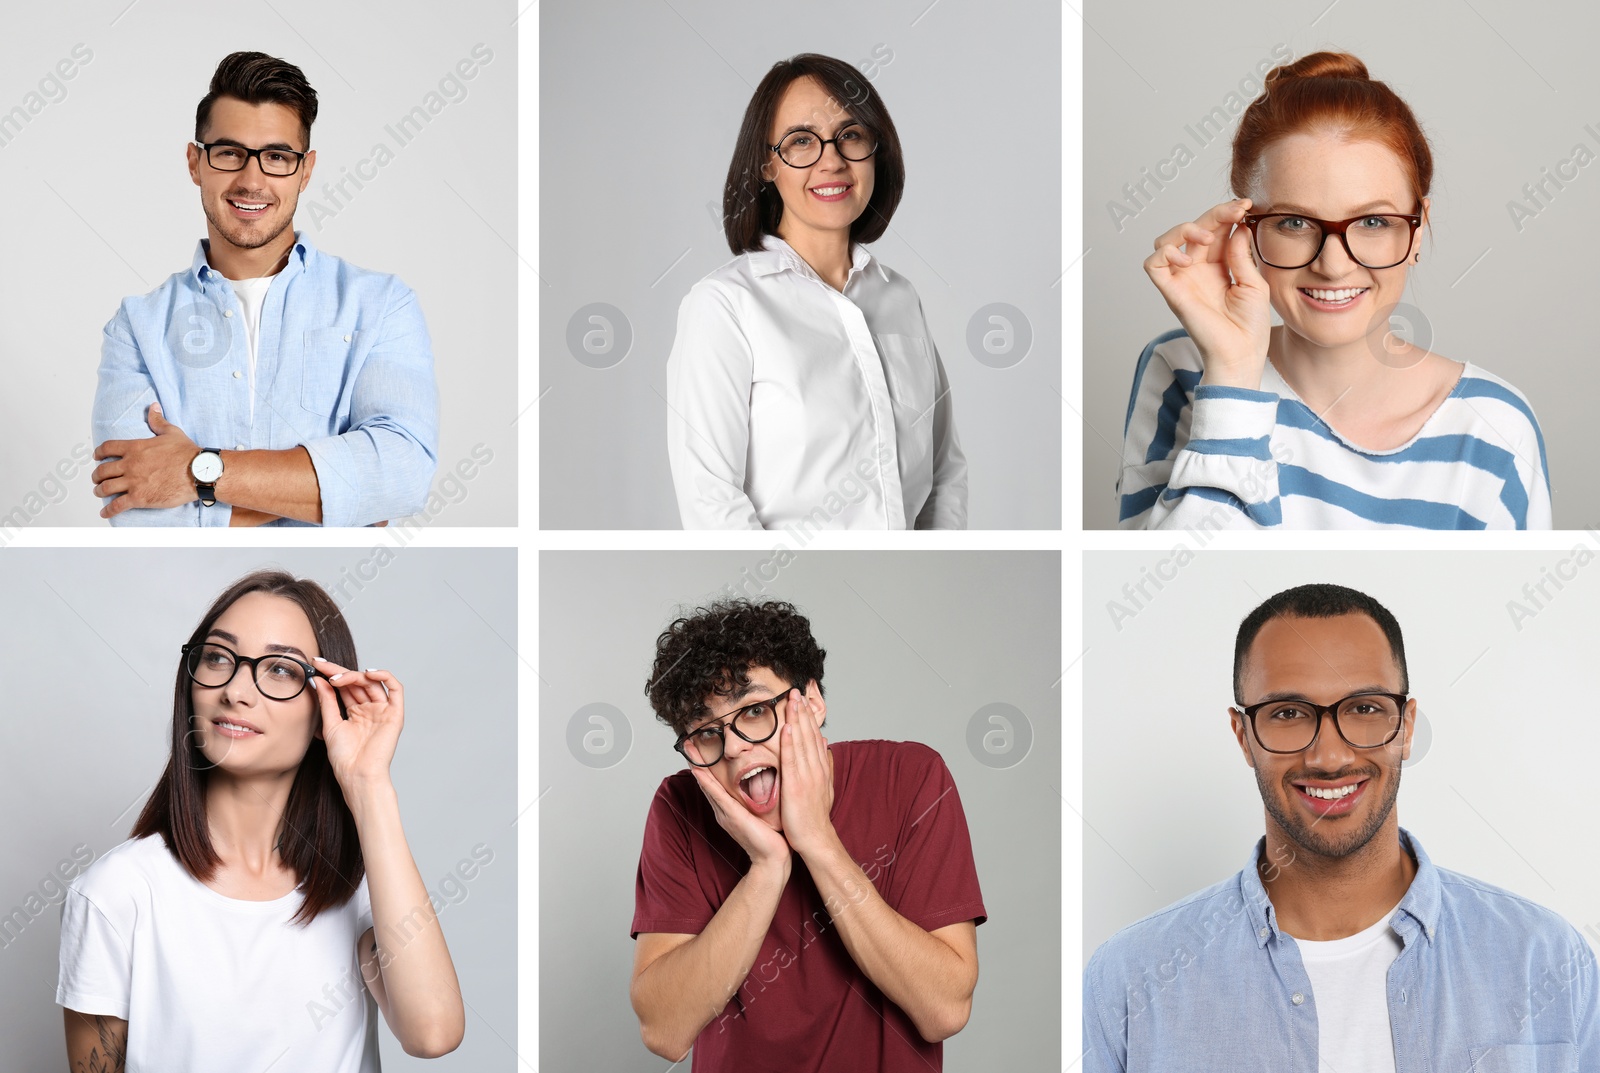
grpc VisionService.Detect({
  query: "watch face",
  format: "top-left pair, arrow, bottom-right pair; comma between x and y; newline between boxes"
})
191,452 -> 223,483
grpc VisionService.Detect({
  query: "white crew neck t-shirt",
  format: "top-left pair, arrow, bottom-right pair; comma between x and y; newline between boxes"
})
228,273 -> 278,426
1292,903 -> 1404,1073
57,834 -> 380,1072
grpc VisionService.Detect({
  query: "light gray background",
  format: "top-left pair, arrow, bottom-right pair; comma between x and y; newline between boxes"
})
541,551 -> 1061,1070
1083,0 -> 1599,528
0,0 -> 517,527
1085,550 -> 1600,965
0,549 -> 516,1070
541,1 -> 1061,529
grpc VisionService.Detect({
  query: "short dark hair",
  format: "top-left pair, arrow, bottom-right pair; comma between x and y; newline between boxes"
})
646,598 -> 826,736
195,51 -> 319,148
1233,583 -> 1408,702
132,570 -> 360,927
722,53 -> 905,256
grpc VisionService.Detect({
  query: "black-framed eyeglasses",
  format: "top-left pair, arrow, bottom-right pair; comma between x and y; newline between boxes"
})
674,685 -> 801,767
181,642 -> 319,701
1235,691 -> 1410,754
1242,212 -> 1422,270
769,124 -> 879,168
193,140 -> 307,177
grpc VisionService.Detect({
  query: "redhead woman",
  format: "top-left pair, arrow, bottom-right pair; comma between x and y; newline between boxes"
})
57,571 -> 463,1070
666,53 -> 967,530
1120,52 -> 1550,529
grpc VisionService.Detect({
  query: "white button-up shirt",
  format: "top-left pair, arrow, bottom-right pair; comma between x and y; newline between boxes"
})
666,235 -> 967,530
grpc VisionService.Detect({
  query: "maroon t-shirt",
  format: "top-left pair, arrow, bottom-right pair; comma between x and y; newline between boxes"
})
632,738 -> 987,1072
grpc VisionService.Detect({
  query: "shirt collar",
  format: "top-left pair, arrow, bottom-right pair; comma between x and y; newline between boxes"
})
1241,826 -> 1439,948
750,233 -> 886,285
191,230 -> 314,291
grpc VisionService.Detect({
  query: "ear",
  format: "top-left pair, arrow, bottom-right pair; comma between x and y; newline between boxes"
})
805,679 -> 825,729
188,142 -> 203,187
1230,707 -> 1256,769
299,148 -> 316,192
1400,698 -> 1417,761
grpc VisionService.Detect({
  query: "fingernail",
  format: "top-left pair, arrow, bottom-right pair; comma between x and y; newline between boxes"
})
312,655 -> 328,661
329,672 -> 344,681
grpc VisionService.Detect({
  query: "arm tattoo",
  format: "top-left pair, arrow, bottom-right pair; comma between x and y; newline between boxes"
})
71,1016 -> 127,1073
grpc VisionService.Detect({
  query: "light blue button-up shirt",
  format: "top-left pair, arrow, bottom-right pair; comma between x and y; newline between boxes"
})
91,231 -> 439,526
1084,829 -> 1598,1071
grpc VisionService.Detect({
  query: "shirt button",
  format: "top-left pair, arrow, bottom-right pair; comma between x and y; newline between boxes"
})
232,371 -> 241,378
1258,927 -> 1269,939
1291,992 -> 1304,1006
234,444 -> 244,451
223,309 -> 233,318
343,334 -> 352,342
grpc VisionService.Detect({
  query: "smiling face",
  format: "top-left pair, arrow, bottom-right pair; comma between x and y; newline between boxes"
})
761,75 -> 876,248
1249,130 -> 1426,352
1231,613 -> 1415,861
190,591 -> 324,776
687,665 -> 821,832
188,96 -> 314,259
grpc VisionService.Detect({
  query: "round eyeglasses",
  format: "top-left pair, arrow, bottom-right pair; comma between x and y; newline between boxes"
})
193,140 -> 307,177
769,124 -> 878,169
182,642 -> 319,701
1236,691 -> 1409,754
674,686 -> 799,767
1242,212 -> 1422,270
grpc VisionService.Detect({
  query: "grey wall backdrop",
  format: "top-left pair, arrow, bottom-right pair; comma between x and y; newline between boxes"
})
541,1 -> 1061,529
0,549 -> 516,1070
1084,550 -> 1600,966
540,550 -> 1061,1070
1083,0 -> 1598,528
0,0 -> 518,529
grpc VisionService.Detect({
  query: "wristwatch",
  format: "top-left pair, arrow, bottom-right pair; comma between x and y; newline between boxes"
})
190,448 -> 224,506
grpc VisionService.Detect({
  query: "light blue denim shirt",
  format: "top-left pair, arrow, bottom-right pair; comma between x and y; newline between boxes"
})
1084,829 -> 1598,1071
91,231 -> 438,526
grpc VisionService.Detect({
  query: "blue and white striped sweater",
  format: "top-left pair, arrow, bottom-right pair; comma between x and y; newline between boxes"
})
1118,329 -> 1552,530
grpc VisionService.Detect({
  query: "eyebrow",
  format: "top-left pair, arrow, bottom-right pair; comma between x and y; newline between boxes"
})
1263,201 -> 1404,216
687,688 -> 784,731
207,137 -> 300,152
1247,685 -> 1399,704
207,629 -> 311,661
777,118 -> 859,138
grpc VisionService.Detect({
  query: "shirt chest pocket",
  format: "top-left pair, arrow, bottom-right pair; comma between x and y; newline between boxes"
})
1468,1043 -> 1577,1072
871,333 -> 936,419
300,327 -> 360,415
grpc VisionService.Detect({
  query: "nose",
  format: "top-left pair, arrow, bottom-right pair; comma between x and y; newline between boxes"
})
721,724 -> 751,763
1310,231 -> 1359,275
221,663 -> 262,706
1301,709 -> 1358,770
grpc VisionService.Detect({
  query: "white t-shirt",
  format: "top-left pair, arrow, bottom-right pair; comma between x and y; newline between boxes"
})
228,274 -> 276,426
56,834 -> 380,1073
1293,904 -> 1404,1073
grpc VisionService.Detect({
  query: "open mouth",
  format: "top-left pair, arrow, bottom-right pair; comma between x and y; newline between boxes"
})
227,198 -> 272,219
737,765 -> 780,814
1298,286 -> 1369,311
212,717 -> 262,739
1292,777 -> 1367,816
808,183 -> 851,202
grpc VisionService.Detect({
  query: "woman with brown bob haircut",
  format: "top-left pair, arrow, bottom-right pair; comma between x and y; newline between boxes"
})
666,53 -> 967,531
57,570 -> 463,1070
1120,51 -> 1550,530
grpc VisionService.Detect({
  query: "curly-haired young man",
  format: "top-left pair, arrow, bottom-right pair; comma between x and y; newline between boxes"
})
89,51 -> 439,527
629,598 -> 986,1071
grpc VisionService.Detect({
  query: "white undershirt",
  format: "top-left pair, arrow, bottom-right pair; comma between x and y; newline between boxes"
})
1292,902 -> 1404,1073
229,274 -> 277,426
